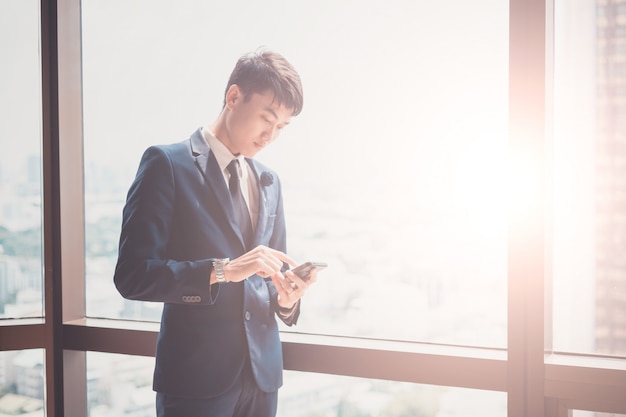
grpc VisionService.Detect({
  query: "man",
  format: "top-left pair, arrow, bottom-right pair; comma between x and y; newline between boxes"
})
114,49 -> 315,417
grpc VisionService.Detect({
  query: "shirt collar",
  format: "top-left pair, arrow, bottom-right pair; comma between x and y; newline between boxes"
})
201,127 -> 245,174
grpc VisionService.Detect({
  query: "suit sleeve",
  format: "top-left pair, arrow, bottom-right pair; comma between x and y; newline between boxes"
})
264,175 -> 301,326
114,146 -> 218,305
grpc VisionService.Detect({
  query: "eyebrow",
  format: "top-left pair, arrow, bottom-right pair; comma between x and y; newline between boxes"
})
265,107 -> 291,125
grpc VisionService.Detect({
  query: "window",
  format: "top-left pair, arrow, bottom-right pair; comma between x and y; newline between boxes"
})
279,371 -> 506,417
0,0 -> 44,412
0,350 -> 45,417
0,0 -> 43,320
2,1 -> 626,416
0,0 -> 43,318
552,0 -> 626,357
87,352 -> 154,417
82,0 -> 509,348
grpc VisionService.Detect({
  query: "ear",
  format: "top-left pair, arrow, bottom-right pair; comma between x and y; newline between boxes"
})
225,84 -> 243,109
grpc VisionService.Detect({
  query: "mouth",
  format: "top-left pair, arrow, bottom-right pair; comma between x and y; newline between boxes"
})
253,140 -> 268,149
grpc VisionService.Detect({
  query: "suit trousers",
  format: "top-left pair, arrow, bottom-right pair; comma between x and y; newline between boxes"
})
156,357 -> 278,417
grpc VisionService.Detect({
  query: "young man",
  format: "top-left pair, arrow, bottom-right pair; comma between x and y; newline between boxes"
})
114,50 -> 315,417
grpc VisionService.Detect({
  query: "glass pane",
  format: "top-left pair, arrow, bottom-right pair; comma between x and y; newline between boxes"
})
0,350 -> 45,416
87,352 -> 155,417
0,0 -> 43,319
83,1 -> 508,347
280,371 -> 506,417
552,1 -> 626,356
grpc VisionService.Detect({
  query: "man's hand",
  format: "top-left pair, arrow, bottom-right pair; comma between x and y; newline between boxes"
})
214,245 -> 297,284
271,267 -> 318,309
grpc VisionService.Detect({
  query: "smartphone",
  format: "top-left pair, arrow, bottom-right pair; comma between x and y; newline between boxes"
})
290,261 -> 327,282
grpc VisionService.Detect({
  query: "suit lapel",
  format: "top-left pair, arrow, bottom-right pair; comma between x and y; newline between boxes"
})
189,128 -> 247,249
247,159 -> 273,245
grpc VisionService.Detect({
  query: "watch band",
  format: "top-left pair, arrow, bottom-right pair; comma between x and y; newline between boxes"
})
212,258 -> 230,283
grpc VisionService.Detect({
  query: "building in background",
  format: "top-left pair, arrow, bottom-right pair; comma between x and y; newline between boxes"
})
595,0 -> 626,355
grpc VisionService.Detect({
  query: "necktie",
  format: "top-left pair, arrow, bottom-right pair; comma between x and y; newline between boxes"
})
227,159 -> 254,248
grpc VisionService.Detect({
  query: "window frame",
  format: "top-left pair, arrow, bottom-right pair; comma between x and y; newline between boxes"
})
0,0 -> 625,416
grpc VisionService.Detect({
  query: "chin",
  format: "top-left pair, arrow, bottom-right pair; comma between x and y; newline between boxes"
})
242,149 -> 261,158
246,145 -> 266,157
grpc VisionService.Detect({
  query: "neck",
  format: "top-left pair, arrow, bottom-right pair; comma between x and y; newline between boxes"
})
209,115 -> 236,155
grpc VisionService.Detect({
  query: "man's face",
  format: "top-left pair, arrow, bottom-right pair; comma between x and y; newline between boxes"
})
223,86 -> 293,158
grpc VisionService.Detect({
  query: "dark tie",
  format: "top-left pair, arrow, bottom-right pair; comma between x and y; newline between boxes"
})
227,159 -> 254,248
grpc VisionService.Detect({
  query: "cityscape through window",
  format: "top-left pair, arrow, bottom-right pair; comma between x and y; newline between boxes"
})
1,1 -> 625,416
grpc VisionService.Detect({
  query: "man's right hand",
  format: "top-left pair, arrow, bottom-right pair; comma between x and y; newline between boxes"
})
210,245 -> 297,284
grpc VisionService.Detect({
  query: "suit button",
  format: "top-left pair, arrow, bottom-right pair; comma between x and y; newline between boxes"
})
245,311 -> 251,321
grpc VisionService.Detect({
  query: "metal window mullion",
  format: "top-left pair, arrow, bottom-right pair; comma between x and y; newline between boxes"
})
508,0 -> 549,416
42,0 -> 88,416
41,0 -> 64,415
57,0 -> 88,416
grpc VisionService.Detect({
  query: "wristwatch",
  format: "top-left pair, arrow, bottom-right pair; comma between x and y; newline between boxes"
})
212,258 -> 230,283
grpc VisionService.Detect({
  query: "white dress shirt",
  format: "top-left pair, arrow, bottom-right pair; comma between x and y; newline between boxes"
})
202,127 -> 260,232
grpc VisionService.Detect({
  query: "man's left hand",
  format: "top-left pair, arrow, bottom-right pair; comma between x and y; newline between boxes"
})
271,268 -> 317,309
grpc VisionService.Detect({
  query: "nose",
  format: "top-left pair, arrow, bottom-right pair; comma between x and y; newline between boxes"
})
263,126 -> 280,142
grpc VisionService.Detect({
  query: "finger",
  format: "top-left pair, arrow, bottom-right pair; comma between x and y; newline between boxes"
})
281,273 -> 300,296
282,273 -> 299,294
257,256 -> 283,277
284,270 -> 309,290
259,246 -> 298,268
271,273 -> 293,298
226,255 -> 281,281
242,252 -> 282,278
251,247 -> 292,274
255,260 -> 281,278
307,269 -> 318,284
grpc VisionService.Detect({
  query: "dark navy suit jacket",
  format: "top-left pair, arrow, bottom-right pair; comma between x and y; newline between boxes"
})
114,128 -> 299,398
